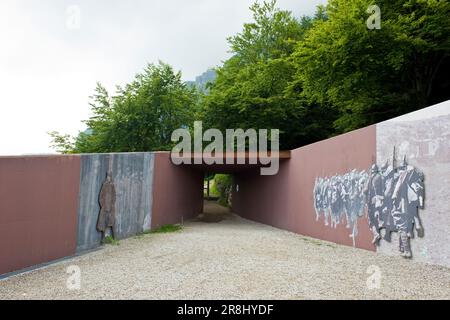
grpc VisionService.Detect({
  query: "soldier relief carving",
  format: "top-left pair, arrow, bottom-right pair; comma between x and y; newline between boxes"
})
313,152 -> 425,258
97,171 -> 117,241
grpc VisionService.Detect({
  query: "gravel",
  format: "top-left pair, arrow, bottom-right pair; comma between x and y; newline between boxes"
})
1,202 -> 449,300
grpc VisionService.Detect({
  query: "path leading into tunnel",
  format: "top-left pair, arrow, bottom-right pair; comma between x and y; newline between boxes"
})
0,201 -> 449,299
196,200 -> 234,223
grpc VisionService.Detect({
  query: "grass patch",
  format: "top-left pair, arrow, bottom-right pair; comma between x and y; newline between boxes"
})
103,236 -> 120,246
149,224 -> 183,234
134,224 -> 184,239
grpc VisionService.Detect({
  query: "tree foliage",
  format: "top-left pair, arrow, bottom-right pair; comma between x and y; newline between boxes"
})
294,0 -> 450,131
51,0 -> 450,153
201,1 -> 335,150
52,62 -> 198,153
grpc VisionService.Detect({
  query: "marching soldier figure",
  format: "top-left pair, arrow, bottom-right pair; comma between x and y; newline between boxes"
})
367,164 -> 383,244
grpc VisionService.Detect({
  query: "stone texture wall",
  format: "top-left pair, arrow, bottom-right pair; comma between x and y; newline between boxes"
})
76,153 -> 155,252
376,101 -> 450,267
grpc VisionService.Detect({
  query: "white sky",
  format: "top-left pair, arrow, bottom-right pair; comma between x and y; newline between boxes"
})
0,0 -> 325,156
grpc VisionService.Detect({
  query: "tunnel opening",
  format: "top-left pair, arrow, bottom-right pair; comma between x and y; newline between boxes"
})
176,151 -> 291,224
200,171 -> 234,223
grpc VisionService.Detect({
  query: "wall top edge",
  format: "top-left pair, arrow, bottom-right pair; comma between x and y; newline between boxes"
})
291,99 -> 450,153
0,151 -> 163,160
379,99 -> 450,124
1,99 -> 448,159
291,124 -> 376,153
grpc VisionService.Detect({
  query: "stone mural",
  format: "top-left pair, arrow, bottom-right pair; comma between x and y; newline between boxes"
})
376,102 -> 450,266
314,152 -> 425,258
76,153 -> 155,251
314,170 -> 369,246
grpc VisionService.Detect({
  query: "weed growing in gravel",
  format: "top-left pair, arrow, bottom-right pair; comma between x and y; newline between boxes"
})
103,236 -> 120,246
133,224 -> 183,240
149,224 -> 183,234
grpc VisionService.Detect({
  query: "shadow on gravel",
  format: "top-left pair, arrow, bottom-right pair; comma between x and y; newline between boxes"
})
195,200 -> 234,223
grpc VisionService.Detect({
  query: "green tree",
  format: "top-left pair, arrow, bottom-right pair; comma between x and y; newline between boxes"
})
201,0 -> 334,150
51,62 -> 198,153
52,0 -> 450,154
213,174 -> 233,207
294,0 -> 450,132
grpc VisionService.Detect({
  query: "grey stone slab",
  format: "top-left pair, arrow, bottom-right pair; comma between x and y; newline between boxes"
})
76,153 -> 154,252
376,102 -> 450,267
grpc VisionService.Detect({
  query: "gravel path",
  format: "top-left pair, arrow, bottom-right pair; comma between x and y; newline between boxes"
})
1,202 -> 449,300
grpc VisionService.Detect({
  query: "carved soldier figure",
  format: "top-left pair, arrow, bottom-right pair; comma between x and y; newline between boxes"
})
97,171 -> 116,241
321,178 -> 331,226
391,158 -> 412,258
404,166 -> 425,237
314,177 -> 323,221
330,176 -> 344,228
380,161 -> 396,242
342,173 -> 352,228
367,164 -> 383,244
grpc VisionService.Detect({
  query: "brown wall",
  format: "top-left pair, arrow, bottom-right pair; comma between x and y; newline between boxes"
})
0,156 -> 81,275
233,126 -> 377,251
151,153 -> 203,228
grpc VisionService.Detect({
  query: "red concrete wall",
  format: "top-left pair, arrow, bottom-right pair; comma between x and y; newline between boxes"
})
0,155 -> 81,275
151,152 -> 203,228
233,125 -> 377,251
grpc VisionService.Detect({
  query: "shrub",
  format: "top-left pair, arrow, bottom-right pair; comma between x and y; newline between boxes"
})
214,174 -> 233,207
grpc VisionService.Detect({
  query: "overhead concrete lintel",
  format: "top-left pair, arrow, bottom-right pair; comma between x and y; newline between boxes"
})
172,151 -> 291,163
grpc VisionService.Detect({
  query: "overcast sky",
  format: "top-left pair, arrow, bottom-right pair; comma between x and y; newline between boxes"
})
0,0 -> 326,155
